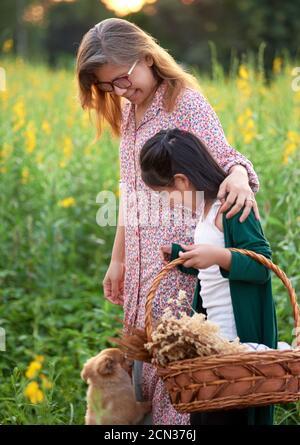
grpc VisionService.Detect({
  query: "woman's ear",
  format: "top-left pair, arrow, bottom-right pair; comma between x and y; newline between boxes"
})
145,55 -> 154,67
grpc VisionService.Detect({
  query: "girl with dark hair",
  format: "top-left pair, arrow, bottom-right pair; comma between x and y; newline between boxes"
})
139,128 -> 278,425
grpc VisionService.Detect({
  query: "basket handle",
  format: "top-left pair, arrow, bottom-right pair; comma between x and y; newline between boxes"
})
145,248 -> 300,347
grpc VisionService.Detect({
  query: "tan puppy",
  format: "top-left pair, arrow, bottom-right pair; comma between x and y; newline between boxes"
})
81,348 -> 151,425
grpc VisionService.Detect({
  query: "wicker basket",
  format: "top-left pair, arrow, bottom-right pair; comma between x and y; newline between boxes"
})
144,248 -> 300,413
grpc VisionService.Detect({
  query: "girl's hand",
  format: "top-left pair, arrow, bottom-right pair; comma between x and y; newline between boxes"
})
160,245 -> 172,265
102,260 -> 125,305
178,243 -> 230,270
217,165 -> 260,223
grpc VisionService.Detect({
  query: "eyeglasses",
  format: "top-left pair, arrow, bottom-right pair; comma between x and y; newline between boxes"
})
95,60 -> 139,92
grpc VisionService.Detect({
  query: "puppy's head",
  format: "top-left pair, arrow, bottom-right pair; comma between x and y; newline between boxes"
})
81,348 -> 126,383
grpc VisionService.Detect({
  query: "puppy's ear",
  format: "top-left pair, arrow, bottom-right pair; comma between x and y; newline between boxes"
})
81,362 -> 92,382
97,356 -> 117,376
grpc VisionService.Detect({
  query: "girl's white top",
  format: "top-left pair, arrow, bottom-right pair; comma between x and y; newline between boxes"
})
194,199 -> 238,341
193,198 -> 293,351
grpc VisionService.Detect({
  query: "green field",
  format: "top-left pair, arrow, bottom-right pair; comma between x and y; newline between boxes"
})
0,56 -> 300,424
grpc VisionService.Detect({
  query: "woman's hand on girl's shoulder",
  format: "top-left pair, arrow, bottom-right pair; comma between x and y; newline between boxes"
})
217,166 -> 260,223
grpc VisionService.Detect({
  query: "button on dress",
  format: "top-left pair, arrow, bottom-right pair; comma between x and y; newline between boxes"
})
118,80 -> 259,425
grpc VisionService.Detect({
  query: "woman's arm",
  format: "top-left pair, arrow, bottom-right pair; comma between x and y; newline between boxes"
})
102,191 -> 125,304
111,191 -> 125,263
179,90 -> 260,222
180,90 -> 259,192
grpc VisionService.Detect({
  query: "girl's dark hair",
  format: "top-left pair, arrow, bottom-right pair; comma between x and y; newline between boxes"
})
139,128 -> 227,200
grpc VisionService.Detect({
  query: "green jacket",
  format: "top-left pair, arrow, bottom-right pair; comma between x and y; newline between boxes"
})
170,207 -> 278,425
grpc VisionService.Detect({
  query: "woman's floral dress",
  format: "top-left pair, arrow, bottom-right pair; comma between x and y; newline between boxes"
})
118,80 -> 259,425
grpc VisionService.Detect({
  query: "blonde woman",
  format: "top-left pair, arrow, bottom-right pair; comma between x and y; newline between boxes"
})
76,18 -> 260,425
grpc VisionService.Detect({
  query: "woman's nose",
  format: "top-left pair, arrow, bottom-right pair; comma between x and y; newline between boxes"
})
113,86 -> 127,96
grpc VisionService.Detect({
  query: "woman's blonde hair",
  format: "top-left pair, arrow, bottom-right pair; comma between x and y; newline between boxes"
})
76,18 -> 200,140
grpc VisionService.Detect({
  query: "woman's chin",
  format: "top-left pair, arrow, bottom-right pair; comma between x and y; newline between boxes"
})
129,90 -> 142,104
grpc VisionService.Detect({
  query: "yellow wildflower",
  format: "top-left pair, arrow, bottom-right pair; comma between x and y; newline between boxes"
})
282,130 -> 300,164
245,118 -> 255,130
283,143 -> 297,164
63,136 -> 73,158
239,64 -> 249,80
13,100 -> 26,132
24,121 -> 36,154
42,120 -> 51,135
237,108 -> 257,144
287,131 -> 300,144
35,355 -> 45,363
25,360 -> 42,379
237,114 -> 245,126
59,136 -> 73,168
58,197 -> 76,208
24,381 -> 44,404
237,65 -> 252,98
243,131 -> 255,144
2,39 -> 13,53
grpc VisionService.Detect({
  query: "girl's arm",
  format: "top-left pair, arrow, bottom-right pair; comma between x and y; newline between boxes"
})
173,209 -> 272,285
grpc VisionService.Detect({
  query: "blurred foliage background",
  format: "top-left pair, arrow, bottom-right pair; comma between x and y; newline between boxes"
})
1,0 -> 300,71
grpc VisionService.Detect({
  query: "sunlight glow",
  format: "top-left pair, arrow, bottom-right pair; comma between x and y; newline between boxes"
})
101,0 -> 157,17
